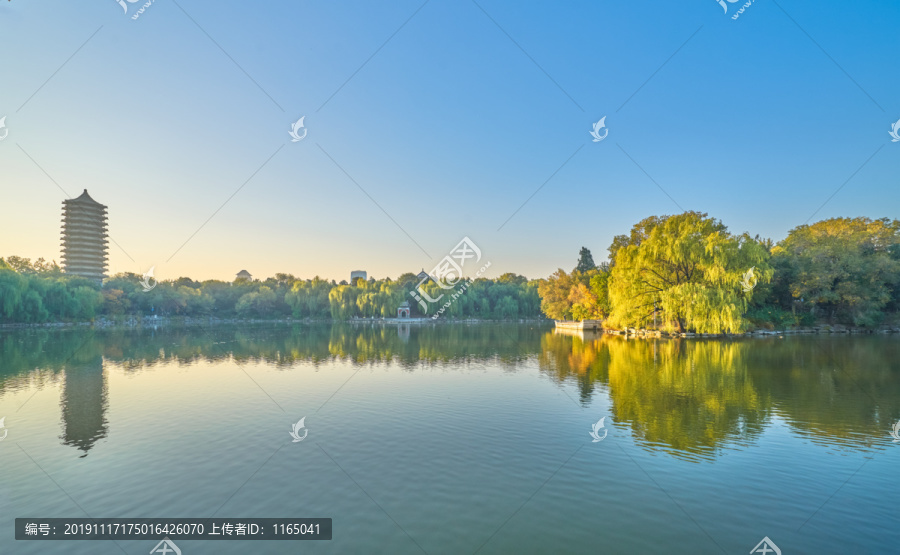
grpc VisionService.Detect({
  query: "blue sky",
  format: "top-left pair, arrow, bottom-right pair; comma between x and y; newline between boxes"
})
1,0 -> 898,282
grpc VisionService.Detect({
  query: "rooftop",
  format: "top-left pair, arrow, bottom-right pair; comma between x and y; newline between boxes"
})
64,189 -> 106,207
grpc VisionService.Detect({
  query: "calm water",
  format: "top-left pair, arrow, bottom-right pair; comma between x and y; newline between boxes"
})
1,323 -> 898,554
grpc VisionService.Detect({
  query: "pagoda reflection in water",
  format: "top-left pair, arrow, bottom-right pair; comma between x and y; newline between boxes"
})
60,355 -> 108,457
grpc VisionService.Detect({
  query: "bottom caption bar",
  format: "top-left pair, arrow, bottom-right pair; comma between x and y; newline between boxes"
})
15,518 -> 332,540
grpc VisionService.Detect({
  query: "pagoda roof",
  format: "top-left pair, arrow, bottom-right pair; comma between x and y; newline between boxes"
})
65,189 -> 106,207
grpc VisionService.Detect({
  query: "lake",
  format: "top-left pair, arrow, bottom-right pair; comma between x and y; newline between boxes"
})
1,323 -> 898,554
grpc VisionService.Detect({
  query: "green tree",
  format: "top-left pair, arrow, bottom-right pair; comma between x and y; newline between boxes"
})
18,289 -> 49,322
285,277 -> 332,318
538,270 -> 598,320
607,216 -> 665,266
588,270 -> 611,317
72,286 -> 103,320
102,289 -> 131,316
538,269 -> 577,320
0,268 -> 27,319
772,217 -> 900,326
328,285 -> 359,320
236,286 -> 277,317
2,256 -> 62,276
3,256 -> 37,274
575,247 -> 596,273
498,273 -> 527,286
496,296 -> 519,319
607,211 -> 772,333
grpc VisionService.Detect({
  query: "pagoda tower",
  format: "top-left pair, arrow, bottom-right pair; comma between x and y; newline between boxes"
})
60,190 -> 108,282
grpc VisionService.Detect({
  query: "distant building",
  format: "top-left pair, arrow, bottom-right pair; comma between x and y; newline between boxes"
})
350,270 -> 367,284
235,270 -> 252,281
61,190 -> 108,282
416,269 -> 430,283
397,300 -> 410,318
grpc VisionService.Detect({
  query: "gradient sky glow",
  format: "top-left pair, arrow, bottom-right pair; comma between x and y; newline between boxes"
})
2,1 -> 898,283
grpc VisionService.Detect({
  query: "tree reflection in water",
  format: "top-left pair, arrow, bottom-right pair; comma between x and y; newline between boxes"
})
539,331 -> 900,460
1,324 -> 897,459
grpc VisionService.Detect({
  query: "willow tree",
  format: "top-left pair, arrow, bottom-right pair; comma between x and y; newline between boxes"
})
606,211 -> 772,333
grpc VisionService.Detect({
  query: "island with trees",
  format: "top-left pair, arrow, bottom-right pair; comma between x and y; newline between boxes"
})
539,212 -> 900,334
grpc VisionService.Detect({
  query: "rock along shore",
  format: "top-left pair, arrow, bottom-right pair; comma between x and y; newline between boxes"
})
600,325 -> 900,338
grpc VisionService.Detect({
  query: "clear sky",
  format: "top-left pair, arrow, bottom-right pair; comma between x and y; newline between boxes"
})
1,1 -> 898,283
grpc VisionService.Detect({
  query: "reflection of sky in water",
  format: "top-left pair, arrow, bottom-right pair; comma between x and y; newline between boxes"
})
1,326 -> 899,459
1,325 -> 899,553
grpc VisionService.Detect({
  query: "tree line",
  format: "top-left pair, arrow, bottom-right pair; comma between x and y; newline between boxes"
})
0,258 -> 542,323
539,212 -> 900,333
4,212 -> 897,330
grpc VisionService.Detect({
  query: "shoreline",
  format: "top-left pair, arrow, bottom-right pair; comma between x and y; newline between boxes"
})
556,325 -> 900,338
2,316 -> 897,337
0,316 -> 552,331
